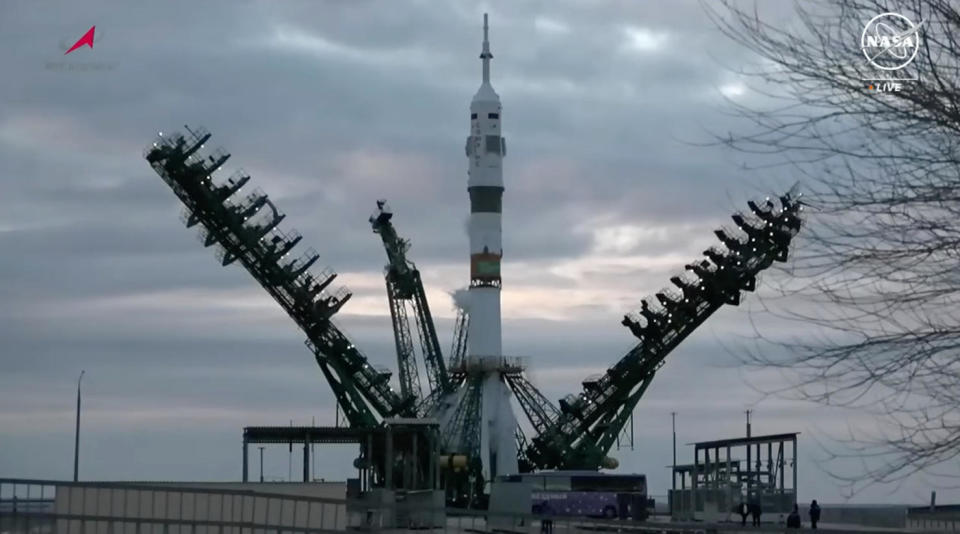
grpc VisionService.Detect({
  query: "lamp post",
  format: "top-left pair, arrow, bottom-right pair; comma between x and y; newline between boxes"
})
671,412 -> 677,491
670,411 -> 677,517
259,447 -> 265,483
73,370 -> 85,482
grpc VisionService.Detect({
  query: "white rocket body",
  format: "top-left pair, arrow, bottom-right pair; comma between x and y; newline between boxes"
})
465,14 -> 518,482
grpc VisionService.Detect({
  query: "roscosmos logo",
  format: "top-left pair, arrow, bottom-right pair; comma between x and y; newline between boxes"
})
48,25 -> 116,72
63,25 -> 97,55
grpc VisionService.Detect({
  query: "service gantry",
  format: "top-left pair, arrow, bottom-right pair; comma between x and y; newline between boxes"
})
143,125 -> 803,506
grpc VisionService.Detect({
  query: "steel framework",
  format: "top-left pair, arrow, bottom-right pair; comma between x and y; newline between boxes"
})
144,126 -> 803,500
523,191 -> 804,470
144,126 -> 415,429
370,200 -> 450,410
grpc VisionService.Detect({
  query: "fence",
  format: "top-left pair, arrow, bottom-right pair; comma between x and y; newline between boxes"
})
1,478 -> 348,534
908,506 -> 960,532
4,478 -> 952,533
0,478 -> 731,534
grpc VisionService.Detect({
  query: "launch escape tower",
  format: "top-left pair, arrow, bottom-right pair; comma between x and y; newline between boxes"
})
142,14 -> 805,508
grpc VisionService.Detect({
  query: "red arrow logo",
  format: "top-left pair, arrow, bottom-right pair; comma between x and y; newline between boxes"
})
65,25 -> 95,55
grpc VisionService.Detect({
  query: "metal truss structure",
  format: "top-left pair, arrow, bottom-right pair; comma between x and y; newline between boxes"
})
144,126 -> 803,501
370,200 -> 450,410
144,126 -> 416,430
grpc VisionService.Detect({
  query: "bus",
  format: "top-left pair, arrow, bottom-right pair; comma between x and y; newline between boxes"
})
503,471 -> 648,520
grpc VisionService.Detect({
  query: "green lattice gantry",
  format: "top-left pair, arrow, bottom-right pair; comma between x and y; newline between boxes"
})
144,126 -> 415,430
144,125 -> 804,488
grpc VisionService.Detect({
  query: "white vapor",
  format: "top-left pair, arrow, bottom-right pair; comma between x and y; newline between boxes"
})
450,287 -> 471,312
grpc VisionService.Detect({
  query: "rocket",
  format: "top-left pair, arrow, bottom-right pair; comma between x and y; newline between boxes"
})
466,13 -> 518,480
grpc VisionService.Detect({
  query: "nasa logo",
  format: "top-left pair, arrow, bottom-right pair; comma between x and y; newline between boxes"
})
860,13 -> 922,71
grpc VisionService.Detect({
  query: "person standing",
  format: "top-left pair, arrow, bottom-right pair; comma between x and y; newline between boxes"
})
738,501 -> 749,526
540,503 -> 553,534
750,499 -> 763,526
786,504 -> 802,528
809,500 -> 821,529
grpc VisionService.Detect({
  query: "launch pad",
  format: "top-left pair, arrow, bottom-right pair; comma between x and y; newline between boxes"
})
140,13 -> 805,519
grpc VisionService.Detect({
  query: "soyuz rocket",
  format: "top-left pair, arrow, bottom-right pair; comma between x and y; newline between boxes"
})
465,14 -> 519,480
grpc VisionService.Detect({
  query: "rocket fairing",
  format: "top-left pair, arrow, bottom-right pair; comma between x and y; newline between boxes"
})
466,13 -> 518,480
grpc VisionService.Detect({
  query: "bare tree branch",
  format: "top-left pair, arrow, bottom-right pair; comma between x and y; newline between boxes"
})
708,0 -> 960,494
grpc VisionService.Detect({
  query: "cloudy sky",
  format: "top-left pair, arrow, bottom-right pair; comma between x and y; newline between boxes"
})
0,0 -> 948,504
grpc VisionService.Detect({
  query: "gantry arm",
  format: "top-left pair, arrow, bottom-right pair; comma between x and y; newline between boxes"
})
370,200 -> 450,401
145,127 -> 415,428
525,190 -> 804,470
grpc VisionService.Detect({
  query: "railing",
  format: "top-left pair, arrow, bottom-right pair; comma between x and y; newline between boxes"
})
908,508 -> 960,532
0,478 -> 350,534
2,478 -> 935,533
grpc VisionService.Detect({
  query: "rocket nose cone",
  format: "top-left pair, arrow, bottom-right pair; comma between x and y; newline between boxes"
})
473,82 -> 500,103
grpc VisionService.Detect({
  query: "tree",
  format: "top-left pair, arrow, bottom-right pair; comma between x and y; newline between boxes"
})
706,0 -> 960,493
